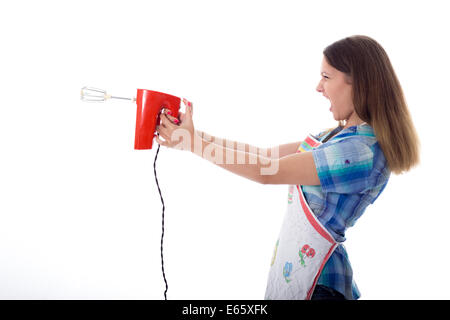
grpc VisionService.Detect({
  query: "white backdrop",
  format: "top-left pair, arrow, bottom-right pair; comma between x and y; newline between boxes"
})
0,0 -> 447,299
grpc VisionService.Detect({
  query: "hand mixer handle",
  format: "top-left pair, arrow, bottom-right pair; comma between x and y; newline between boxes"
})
135,89 -> 181,150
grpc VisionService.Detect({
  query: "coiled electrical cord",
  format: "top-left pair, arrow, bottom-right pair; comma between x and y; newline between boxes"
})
153,143 -> 168,300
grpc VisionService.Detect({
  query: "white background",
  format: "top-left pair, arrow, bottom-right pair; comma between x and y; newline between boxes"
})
0,0 -> 448,300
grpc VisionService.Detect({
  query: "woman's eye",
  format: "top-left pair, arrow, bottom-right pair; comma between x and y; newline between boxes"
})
323,75 -> 329,79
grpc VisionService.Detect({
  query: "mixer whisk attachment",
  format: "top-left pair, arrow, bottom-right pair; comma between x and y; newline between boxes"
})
80,86 -> 135,102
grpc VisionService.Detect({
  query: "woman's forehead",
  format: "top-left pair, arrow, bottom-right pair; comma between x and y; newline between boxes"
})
320,58 -> 334,74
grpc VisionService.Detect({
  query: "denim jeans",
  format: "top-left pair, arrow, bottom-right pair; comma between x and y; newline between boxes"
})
310,285 -> 346,300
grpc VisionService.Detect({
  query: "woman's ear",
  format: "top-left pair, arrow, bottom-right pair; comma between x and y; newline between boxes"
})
344,73 -> 353,85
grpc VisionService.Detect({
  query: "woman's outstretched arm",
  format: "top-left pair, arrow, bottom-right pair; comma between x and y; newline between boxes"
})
190,132 -> 319,185
155,103 -> 317,185
190,130 -> 269,184
195,130 -> 302,159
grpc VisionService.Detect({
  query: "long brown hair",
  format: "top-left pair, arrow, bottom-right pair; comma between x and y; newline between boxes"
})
323,35 -> 420,175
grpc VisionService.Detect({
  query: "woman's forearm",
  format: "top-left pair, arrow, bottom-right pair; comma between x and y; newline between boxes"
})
195,130 -> 277,159
191,130 -> 276,184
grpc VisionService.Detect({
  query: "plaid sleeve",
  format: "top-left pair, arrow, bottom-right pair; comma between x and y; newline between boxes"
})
312,139 -> 374,194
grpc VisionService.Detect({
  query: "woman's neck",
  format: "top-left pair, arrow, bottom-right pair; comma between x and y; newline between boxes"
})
342,116 -> 366,129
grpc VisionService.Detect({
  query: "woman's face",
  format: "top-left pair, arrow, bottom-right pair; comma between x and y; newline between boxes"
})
316,56 -> 355,124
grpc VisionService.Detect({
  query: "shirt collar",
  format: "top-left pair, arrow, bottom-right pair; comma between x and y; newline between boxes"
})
328,123 -> 375,141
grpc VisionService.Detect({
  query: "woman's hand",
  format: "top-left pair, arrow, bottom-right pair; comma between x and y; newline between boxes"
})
155,98 -> 194,151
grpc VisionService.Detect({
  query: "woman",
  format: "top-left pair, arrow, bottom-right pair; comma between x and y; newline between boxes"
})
155,35 -> 420,300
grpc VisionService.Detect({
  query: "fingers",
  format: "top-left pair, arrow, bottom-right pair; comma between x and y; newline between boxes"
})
182,98 -> 192,108
162,109 -> 180,125
155,131 -> 173,148
156,125 -> 168,140
155,135 -> 167,147
182,98 -> 193,116
156,112 -> 177,148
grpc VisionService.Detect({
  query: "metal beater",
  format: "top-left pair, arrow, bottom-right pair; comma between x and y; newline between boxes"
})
80,86 -> 136,102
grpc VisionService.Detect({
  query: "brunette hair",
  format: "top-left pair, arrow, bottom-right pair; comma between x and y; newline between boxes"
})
323,35 -> 420,175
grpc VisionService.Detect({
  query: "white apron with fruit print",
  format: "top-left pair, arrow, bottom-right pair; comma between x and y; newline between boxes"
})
264,134 -> 339,300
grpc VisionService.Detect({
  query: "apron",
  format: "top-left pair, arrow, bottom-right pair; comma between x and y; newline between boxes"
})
264,133 -> 340,300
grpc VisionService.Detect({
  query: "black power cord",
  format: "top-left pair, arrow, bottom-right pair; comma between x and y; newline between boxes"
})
153,143 -> 168,300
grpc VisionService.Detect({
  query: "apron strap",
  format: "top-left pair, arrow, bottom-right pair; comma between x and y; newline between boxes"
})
321,125 -> 344,143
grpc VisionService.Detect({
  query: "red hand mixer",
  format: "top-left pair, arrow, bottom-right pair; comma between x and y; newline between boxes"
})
80,86 -> 186,300
80,86 -> 182,149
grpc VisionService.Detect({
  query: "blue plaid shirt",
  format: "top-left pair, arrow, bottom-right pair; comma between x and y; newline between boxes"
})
301,123 -> 390,299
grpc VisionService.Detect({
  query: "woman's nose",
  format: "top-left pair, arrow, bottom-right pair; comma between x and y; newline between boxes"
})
316,78 -> 324,92
316,83 -> 322,92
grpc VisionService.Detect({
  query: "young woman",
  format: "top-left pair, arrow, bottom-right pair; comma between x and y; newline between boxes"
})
155,35 -> 420,300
